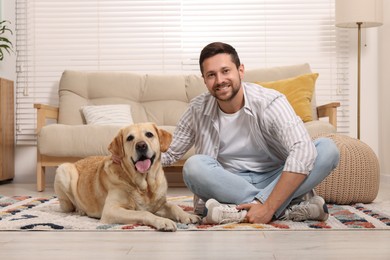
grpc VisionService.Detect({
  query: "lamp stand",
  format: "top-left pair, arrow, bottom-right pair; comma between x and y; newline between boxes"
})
357,22 -> 362,140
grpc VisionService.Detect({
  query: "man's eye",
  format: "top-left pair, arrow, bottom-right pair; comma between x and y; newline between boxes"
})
145,132 -> 154,138
127,135 -> 134,141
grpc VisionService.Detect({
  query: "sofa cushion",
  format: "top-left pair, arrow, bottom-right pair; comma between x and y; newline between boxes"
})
58,70 -> 145,125
244,63 -> 318,120
81,104 -> 134,126
185,74 -> 208,100
142,101 -> 189,126
256,73 -> 318,123
144,74 -> 188,102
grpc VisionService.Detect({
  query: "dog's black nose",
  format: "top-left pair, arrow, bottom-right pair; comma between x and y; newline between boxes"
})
136,141 -> 148,153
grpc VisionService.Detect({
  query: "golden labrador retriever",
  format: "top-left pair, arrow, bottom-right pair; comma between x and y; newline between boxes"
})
54,122 -> 200,231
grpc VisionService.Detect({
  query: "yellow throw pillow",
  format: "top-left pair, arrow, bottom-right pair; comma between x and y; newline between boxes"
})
256,73 -> 318,122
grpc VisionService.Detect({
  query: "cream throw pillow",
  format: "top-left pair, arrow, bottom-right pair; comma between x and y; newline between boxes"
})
256,73 -> 318,123
81,104 -> 134,126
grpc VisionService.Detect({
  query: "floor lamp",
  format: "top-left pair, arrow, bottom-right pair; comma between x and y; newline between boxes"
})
335,0 -> 383,139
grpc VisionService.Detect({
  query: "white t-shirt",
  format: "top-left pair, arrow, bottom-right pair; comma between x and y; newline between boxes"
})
217,107 -> 276,173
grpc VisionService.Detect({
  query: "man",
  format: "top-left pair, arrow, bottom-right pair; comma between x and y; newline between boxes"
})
163,42 -> 340,224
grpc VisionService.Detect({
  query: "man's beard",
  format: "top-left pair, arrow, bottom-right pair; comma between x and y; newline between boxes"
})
212,77 -> 241,102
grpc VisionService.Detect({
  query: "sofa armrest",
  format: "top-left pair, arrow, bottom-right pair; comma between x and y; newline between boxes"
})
316,102 -> 340,129
34,103 -> 59,132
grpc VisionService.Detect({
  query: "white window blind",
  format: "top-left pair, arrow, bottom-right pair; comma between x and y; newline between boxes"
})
15,0 -> 350,145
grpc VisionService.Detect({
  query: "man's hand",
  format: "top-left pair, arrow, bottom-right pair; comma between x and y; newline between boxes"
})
237,171 -> 307,224
237,202 -> 275,224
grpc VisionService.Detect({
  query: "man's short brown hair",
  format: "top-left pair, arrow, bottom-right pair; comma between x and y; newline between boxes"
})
199,42 -> 241,75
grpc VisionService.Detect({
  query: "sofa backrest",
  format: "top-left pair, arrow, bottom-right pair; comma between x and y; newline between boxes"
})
58,63 -> 314,126
58,71 -> 206,125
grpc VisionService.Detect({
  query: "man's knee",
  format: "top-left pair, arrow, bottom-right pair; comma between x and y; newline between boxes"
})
183,154 -> 202,174
183,154 -> 209,183
315,137 -> 340,170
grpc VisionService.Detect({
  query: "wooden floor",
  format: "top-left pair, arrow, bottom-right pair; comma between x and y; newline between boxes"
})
1,179 -> 390,260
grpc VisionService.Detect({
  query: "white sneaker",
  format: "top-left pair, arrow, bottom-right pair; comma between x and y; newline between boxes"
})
282,195 -> 329,222
290,189 -> 317,206
203,199 -> 247,224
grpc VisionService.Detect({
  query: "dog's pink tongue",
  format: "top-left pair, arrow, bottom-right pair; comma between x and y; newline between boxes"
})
135,159 -> 151,173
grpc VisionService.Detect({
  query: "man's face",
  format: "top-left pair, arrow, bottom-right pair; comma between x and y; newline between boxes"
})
202,53 -> 244,102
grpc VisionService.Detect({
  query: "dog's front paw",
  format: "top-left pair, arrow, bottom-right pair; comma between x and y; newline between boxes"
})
178,212 -> 201,224
154,217 -> 178,232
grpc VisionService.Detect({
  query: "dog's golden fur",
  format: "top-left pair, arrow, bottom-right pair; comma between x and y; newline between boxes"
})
54,123 -> 200,231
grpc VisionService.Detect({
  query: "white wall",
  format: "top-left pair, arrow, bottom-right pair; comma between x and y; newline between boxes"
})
379,0 -> 390,177
1,1 -> 388,185
346,28 -> 380,155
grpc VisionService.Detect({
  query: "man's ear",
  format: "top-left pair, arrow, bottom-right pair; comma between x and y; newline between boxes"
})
153,124 -> 172,152
108,129 -> 125,158
238,63 -> 245,79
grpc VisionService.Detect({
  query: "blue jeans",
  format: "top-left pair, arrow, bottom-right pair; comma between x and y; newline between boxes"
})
182,137 -> 340,218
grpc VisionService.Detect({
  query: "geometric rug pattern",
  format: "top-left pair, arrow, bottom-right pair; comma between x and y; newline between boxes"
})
1,195 -> 390,231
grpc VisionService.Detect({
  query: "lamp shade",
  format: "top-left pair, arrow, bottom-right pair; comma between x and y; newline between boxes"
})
336,0 -> 383,28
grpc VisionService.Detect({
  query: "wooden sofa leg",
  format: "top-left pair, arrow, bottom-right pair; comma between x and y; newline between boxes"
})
36,163 -> 45,192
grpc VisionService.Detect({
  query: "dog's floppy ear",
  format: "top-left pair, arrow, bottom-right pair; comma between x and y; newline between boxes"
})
154,124 -> 172,152
108,129 -> 125,158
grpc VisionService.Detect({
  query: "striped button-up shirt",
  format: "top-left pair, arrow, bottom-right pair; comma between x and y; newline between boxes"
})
162,82 -> 317,175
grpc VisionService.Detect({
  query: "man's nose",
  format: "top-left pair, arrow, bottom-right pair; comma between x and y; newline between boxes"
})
215,73 -> 225,84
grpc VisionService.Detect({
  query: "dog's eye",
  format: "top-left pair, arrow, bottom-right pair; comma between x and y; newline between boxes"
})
127,135 -> 134,142
145,132 -> 154,138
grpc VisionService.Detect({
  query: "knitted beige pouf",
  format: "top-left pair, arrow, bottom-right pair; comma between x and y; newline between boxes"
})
313,133 -> 380,204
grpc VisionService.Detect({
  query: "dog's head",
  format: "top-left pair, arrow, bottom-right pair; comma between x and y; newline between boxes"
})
108,123 -> 172,174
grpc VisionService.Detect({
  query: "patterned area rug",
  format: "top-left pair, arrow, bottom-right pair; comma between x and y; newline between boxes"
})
1,194 -> 390,231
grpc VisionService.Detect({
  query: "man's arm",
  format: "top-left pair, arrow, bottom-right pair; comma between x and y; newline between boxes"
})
162,109 -> 195,166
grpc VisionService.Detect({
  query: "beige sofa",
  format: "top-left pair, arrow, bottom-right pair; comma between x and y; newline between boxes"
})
35,63 -> 340,191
